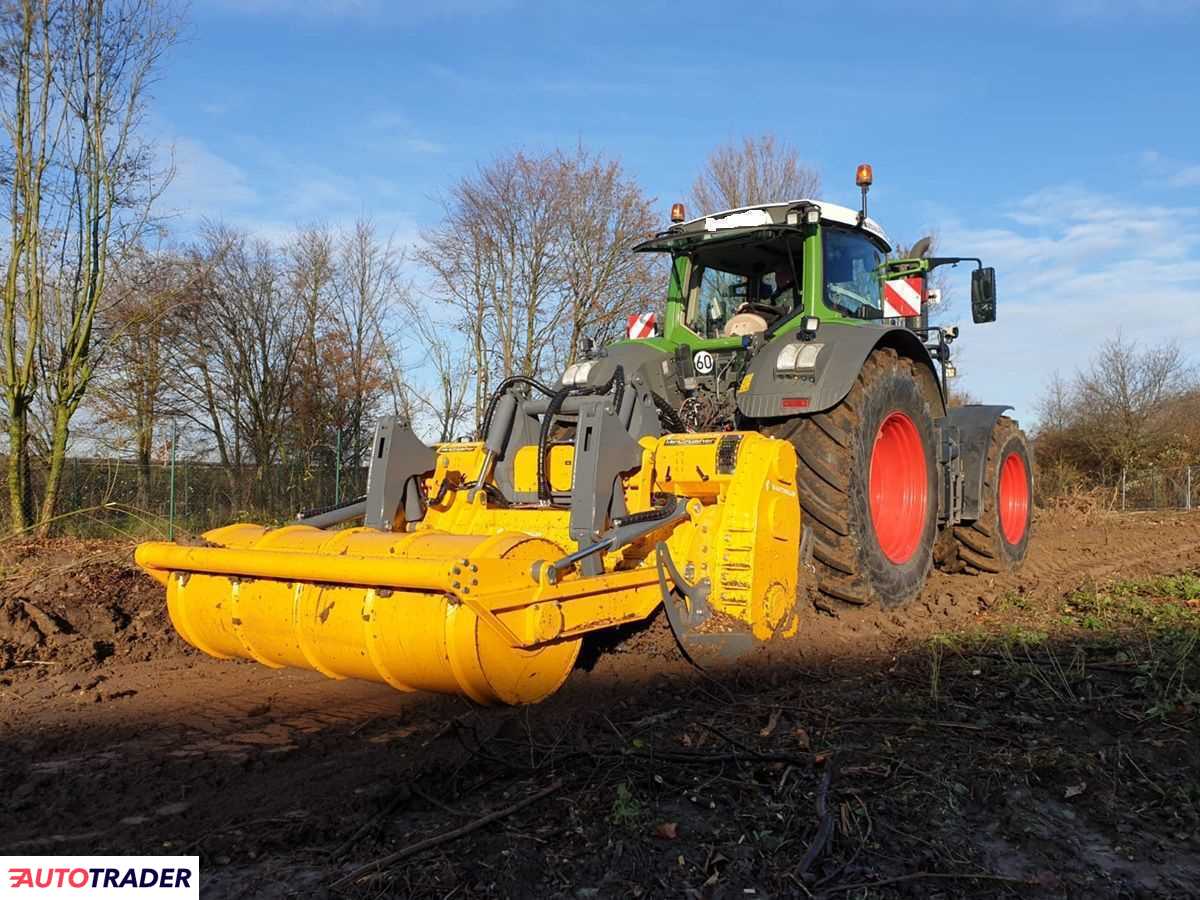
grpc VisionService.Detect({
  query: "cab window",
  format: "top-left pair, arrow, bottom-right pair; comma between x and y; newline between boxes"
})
685,252 -> 803,339
688,267 -> 753,338
823,228 -> 884,320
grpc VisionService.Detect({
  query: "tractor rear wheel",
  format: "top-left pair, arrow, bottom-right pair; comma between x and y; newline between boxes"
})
766,347 -> 938,608
952,417 -> 1032,573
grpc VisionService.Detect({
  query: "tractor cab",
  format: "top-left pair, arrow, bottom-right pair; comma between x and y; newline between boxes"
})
632,197 -> 895,351
629,165 -> 998,360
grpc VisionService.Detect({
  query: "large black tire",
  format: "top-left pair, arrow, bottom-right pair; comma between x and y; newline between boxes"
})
765,348 -> 939,608
952,417 -> 1033,573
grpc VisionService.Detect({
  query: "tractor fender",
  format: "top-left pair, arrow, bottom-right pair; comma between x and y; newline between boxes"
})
942,404 -> 1013,521
737,321 -> 944,419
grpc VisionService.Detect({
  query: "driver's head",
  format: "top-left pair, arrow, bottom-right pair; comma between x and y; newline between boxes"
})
775,263 -> 795,290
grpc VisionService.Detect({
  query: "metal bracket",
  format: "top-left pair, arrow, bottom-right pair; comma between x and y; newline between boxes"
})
568,396 -> 643,576
936,421 -> 964,525
364,418 -> 437,531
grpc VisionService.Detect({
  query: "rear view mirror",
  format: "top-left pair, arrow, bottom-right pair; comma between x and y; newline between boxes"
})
971,267 -> 997,323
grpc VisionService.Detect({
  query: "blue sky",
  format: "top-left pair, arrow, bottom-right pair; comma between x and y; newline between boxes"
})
154,0 -> 1200,423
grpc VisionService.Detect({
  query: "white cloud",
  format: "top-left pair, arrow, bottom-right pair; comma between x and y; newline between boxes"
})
154,135 -> 423,251
161,137 -> 258,219
1138,148 -> 1200,188
939,184 -> 1200,424
361,110 -> 447,154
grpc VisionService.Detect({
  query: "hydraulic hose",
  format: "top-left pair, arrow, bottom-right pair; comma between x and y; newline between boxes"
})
651,391 -> 687,433
536,386 -> 573,504
295,494 -> 367,522
611,495 -> 679,529
479,376 -> 557,442
536,365 -> 624,503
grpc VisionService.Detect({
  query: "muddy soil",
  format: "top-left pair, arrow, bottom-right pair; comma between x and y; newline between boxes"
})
2,513 -> 1199,898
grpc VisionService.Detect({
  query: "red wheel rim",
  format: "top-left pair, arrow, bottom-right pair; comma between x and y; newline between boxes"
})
998,451 -> 1029,545
869,411 -> 928,565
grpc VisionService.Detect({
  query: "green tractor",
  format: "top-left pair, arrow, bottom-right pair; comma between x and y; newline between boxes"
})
565,165 -> 1033,608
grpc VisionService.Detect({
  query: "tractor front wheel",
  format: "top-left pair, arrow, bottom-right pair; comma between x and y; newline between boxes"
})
952,417 -> 1033,573
767,347 -> 938,608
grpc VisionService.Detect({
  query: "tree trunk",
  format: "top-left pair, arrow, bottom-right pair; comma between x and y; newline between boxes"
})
7,411 -> 34,533
136,442 -> 152,510
35,404 -> 70,537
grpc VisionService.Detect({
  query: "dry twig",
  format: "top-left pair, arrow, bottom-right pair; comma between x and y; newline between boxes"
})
330,779 -> 564,890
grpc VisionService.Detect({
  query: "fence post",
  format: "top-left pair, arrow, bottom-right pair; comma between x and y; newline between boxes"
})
1121,468 -> 1126,511
335,430 -> 342,505
1188,466 -> 1193,511
168,421 -> 177,540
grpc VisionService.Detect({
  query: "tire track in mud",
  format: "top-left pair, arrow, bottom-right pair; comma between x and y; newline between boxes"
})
996,513 -> 1200,592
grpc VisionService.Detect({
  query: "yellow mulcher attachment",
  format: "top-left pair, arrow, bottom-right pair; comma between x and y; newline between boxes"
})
136,374 -> 803,705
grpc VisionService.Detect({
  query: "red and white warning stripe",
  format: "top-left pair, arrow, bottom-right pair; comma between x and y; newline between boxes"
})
883,277 -> 923,318
627,312 -> 657,339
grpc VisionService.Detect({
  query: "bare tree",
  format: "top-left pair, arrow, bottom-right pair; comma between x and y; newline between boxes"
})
420,146 -> 657,432
418,209 -> 492,433
689,134 -> 820,215
555,146 -> 658,369
1074,336 -> 1191,472
407,309 -> 472,443
0,0 -> 177,533
285,224 -> 337,469
419,152 -> 568,430
1,0 -> 59,530
329,218 -> 402,467
1033,335 -> 1197,489
88,241 -> 185,506
175,224 -> 302,509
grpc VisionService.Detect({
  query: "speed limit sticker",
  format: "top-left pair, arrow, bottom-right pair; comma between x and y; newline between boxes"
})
693,350 -> 715,374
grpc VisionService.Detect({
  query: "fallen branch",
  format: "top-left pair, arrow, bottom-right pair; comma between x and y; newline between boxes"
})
329,788 -> 412,861
820,870 -> 1035,895
970,650 -> 1141,677
839,717 -> 986,732
330,779 -> 564,890
631,748 -> 811,767
797,754 -> 838,877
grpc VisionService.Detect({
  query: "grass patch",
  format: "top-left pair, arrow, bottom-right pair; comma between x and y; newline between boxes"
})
607,781 -> 643,830
1061,576 -> 1200,632
930,572 -> 1200,723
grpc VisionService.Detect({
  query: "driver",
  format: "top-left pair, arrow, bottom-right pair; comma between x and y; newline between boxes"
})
769,263 -> 797,304
722,263 -> 798,337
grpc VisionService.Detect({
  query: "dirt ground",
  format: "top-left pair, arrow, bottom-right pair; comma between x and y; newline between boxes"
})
2,513 -> 1200,899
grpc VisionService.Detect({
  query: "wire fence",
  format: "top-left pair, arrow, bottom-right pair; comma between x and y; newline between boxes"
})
4,455 -> 1197,539
1117,466 -> 1198,511
1,454 -> 368,538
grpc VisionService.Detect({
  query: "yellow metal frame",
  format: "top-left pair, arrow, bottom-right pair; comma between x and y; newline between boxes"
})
136,431 -> 803,704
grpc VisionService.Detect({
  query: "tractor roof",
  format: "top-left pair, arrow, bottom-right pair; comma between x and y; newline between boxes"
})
661,200 -> 891,252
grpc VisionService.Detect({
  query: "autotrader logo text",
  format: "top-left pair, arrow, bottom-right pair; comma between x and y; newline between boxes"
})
0,857 -> 199,899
